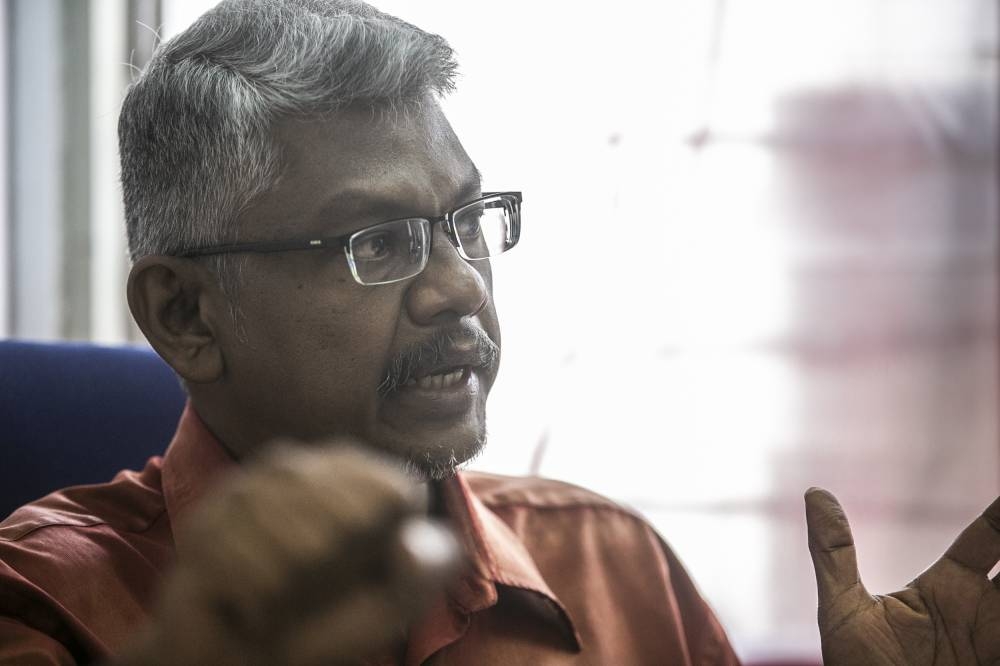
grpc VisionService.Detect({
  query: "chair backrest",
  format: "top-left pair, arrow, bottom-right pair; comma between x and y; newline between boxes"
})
0,340 -> 186,518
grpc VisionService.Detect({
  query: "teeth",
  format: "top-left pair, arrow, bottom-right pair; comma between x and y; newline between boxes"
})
413,368 -> 465,390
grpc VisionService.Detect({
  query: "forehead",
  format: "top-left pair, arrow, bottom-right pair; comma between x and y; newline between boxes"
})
276,103 -> 461,167
260,104 -> 478,235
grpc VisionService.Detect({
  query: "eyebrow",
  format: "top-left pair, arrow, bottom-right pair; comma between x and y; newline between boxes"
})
313,167 -> 484,233
468,165 -> 484,194
457,167 -> 485,203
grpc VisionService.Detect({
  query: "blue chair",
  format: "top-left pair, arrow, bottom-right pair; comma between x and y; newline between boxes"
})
0,340 -> 187,518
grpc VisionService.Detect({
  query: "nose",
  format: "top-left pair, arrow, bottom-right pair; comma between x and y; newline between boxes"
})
405,225 -> 489,326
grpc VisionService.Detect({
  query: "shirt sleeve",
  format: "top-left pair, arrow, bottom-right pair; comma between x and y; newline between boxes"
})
0,617 -> 77,665
653,533 -> 742,666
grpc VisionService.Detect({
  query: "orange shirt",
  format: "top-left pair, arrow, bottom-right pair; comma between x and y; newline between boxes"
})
0,405 -> 739,665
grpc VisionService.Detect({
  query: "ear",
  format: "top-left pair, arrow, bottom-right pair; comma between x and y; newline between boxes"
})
127,256 -> 227,384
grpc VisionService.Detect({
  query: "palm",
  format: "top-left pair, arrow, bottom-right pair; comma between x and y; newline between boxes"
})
806,489 -> 1000,665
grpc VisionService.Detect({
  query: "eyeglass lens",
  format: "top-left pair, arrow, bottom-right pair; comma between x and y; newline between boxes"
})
349,218 -> 431,285
347,195 -> 517,285
453,198 -> 517,260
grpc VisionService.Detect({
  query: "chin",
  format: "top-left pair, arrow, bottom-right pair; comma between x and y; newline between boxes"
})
395,429 -> 487,481
370,407 -> 489,480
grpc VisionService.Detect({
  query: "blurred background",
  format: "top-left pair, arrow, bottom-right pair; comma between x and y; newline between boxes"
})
0,0 -> 996,661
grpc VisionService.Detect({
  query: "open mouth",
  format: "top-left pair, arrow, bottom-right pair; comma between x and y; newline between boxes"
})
384,364 -> 482,423
376,323 -> 500,399
402,366 -> 471,391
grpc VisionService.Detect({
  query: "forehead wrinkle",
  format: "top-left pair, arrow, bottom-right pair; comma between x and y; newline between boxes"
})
267,105 -> 480,237
310,166 -> 481,235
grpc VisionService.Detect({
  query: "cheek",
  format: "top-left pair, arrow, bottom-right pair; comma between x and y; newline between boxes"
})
473,262 -> 500,339
233,272 -> 403,422
243,261 -> 379,355
276,298 -> 393,384
475,259 -> 494,292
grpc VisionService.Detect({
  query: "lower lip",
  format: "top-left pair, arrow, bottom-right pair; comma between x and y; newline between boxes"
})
389,368 -> 481,420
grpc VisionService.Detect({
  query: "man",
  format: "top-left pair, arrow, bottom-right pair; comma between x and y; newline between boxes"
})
1,1 -> 999,664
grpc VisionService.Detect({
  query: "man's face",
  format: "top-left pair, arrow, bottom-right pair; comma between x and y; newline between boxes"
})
206,104 -> 501,476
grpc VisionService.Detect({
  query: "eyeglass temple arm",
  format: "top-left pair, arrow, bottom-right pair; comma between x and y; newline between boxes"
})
180,236 -> 349,258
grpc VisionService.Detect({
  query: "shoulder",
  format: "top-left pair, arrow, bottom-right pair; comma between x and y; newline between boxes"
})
0,458 -> 166,544
463,471 -> 689,571
0,459 -> 173,658
464,471 -> 648,522
0,458 -> 172,606
0,459 -> 172,589
463,473 -> 740,662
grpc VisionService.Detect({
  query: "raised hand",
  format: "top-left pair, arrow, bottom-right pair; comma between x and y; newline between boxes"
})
806,487 -> 1000,665
117,442 -> 459,666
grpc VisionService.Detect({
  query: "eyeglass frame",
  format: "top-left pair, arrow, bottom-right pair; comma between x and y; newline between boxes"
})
177,191 -> 522,286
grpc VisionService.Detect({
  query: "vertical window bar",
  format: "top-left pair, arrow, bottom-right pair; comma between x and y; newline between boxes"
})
89,0 -> 130,343
10,0 -> 62,340
61,0 -> 91,340
0,1 -> 9,338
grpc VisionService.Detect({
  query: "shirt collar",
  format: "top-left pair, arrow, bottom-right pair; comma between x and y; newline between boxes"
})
441,473 -> 568,611
161,402 -> 237,552
404,474 -> 582,664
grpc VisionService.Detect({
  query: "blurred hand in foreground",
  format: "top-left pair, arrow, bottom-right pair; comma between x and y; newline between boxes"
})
806,487 -> 1000,664
117,442 -> 459,666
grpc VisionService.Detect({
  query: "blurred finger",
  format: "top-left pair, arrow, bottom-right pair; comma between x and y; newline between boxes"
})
181,487 -> 300,618
277,517 -> 459,666
805,487 -> 868,610
944,495 -> 1000,575
180,442 -> 432,640
263,440 -> 428,517
397,515 -> 460,576
279,514 -> 458,614
283,586 -> 407,666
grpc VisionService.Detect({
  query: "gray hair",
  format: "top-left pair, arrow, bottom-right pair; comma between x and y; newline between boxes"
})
119,0 -> 458,288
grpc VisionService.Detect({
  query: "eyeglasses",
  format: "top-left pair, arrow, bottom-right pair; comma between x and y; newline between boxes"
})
180,192 -> 521,286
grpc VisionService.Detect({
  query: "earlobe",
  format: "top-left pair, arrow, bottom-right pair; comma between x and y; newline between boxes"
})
127,256 -> 226,384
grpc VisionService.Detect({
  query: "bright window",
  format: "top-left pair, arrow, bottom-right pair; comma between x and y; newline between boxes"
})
2,1 -> 993,661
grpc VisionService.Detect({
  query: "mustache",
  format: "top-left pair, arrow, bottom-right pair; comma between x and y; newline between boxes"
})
376,323 -> 500,398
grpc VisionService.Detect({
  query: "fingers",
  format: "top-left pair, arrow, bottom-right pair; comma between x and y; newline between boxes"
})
159,442 -> 452,663
944,495 -> 1000,576
273,513 -> 454,621
276,517 -> 459,666
261,438 -> 428,521
178,445 -> 424,625
805,487 -> 869,611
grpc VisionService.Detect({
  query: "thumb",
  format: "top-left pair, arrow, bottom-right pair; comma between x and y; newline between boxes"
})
805,487 -> 871,618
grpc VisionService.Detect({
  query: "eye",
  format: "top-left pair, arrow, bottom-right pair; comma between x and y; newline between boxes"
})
455,209 -> 484,240
352,231 -> 394,261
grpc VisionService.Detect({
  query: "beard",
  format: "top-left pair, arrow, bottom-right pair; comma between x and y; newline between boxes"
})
395,428 -> 487,481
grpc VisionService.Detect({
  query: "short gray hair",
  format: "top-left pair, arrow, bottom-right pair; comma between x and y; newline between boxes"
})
119,0 -> 457,271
